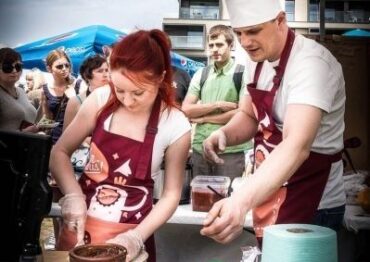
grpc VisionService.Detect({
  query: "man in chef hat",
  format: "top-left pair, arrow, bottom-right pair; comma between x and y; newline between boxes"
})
201,0 -> 346,245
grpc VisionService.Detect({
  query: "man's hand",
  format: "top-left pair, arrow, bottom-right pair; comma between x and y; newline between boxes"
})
202,130 -> 227,164
200,196 -> 248,244
59,193 -> 87,246
217,101 -> 238,112
190,117 -> 205,124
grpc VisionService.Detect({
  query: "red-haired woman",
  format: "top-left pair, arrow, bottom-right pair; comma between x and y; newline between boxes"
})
50,29 -> 191,261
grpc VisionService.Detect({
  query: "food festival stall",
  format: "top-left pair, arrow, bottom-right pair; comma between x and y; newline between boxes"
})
15,25 -> 204,77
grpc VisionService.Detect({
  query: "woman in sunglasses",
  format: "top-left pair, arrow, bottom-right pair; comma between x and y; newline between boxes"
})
41,49 -> 86,144
50,29 -> 191,261
0,47 -> 39,132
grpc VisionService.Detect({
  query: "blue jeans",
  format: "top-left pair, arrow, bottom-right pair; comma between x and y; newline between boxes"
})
312,204 -> 345,231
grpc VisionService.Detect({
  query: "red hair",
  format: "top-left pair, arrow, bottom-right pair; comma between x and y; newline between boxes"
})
100,29 -> 176,114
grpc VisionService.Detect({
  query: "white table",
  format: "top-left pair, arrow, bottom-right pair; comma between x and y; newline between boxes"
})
167,203 -> 253,228
49,203 -> 253,228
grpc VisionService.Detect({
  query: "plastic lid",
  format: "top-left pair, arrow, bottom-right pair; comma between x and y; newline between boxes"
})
191,175 -> 231,189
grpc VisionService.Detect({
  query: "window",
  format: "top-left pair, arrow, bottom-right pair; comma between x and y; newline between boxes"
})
309,0 -> 319,22
309,0 -> 370,23
164,25 -> 205,49
180,0 -> 220,20
285,0 -> 295,21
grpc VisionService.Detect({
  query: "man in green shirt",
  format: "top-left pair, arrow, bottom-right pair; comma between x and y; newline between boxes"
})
182,25 -> 252,179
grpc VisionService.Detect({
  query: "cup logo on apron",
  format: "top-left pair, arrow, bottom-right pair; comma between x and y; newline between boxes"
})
88,184 -> 149,223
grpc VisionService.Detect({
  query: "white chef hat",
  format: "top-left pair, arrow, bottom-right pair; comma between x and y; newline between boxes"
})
226,0 -> 284,28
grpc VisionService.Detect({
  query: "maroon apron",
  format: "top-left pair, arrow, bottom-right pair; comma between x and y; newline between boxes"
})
247,30 -> 342,242
57,97 -> 161,262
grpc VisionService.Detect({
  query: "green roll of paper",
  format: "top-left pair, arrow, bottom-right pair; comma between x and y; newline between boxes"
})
261,224 -> 337,262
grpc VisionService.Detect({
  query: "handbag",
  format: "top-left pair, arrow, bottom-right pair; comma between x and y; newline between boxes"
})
71,146 -> 90,172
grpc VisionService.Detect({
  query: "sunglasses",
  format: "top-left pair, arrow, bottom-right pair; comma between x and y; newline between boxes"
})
2,63 -> 22,73
55,63 -> 70,70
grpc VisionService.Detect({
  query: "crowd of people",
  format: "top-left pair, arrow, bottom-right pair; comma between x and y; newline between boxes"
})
0,0 -> 348,260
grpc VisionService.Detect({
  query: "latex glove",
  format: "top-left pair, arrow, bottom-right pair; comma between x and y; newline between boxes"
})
59,193 -> 87,246
106,229 -> 144,261
202,129 -> 226,164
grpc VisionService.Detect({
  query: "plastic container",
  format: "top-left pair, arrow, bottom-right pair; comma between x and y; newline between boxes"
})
190,175 -> 230,212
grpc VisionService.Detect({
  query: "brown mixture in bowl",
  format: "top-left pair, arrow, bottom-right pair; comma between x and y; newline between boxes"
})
69,243 -> 127,262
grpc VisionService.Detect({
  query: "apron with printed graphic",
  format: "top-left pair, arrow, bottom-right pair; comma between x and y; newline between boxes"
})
247,30 -> 342,243
57,97 -> 161,262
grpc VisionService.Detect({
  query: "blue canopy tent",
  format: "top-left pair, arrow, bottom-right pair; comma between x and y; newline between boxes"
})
342,29 -> 370,37
15,25 -> 204,77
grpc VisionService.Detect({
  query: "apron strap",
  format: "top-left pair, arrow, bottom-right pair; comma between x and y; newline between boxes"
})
251,29 -> 296,92
253,62 -> 263,83
135,96 -> 161,180
328,151 -> 343,163
271,29 -> 295,92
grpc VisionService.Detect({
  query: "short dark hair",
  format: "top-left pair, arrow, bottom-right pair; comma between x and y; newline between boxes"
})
0,48 -> 22,65
79,55 -> 107,82
208,25 -> 234,46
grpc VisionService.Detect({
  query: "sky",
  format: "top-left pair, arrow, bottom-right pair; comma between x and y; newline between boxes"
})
0,0 -> 179,47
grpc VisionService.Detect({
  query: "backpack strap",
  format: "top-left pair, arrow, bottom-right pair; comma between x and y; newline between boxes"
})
232,64 -> 245,95
199,65 -> 212,100
198,64 -> 245,100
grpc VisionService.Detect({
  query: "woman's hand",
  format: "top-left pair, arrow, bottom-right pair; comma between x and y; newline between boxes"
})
106,229 -> 144,261
21,124 -> 39,133
59,193 -> 87,246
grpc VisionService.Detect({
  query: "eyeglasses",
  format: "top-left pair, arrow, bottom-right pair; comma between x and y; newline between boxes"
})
55,63 -> 70,70
2,63 -> 23,73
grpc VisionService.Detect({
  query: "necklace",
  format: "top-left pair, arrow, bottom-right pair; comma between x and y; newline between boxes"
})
0,84 -> 18,99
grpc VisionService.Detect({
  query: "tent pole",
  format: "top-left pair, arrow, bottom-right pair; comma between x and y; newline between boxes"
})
320,0 -> 326,42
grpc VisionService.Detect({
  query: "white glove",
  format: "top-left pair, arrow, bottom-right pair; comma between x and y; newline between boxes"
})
59,193 -> 87,246
106,229 -> 144,261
